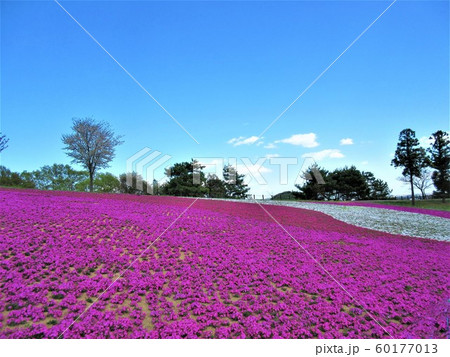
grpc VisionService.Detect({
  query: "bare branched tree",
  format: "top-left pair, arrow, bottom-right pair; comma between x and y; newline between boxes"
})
399,168 -> 433,200
0,133 -> 9,153
62,118 -> 123,192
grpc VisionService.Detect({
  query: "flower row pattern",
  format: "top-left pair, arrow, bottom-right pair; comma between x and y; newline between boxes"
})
0,188 -> 448,338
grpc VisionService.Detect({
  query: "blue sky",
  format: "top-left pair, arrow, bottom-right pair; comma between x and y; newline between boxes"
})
1,0 -> 448,196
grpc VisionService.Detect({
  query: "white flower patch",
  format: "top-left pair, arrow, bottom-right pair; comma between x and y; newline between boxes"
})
263,201 -> 450,242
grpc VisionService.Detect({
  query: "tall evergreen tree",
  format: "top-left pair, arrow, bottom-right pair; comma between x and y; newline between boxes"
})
428,130 -> 450,202
161,160 -> 208,197
363,171 -> 392,200
223,165 -> 250,199
391,129 -> 427,205
294,165 -> 330,200
330,166 -> 368,201
206,174 -> 227,198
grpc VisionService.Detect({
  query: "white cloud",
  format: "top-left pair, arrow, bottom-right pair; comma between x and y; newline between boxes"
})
227,136 -> 261,146
227,136 -> 244,144
275,133 -> 319,148
264,143 -> 277,149
302,149 -> 344,161
361,160 -> 369,165
265,153 -> 280,159
340,138 -> 353,145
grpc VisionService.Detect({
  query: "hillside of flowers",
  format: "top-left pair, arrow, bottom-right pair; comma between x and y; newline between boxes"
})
0,188 -> 448,338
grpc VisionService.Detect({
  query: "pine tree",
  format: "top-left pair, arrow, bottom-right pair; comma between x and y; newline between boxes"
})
391,129 -> 427,205
428,130 -> 450,202
223,165 -> 250,199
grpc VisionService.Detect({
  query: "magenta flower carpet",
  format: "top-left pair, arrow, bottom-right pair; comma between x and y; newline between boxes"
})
0,188 -> 448,338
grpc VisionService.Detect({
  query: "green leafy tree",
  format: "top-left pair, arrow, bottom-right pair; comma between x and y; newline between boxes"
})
31,164 -> 88,191
62,118 -> 123,192
0,133 -> 9,153
391,129 -> 428,205
92,172 -> 120,193
206,174 -> 227,198
223,165 -> 250,199
330,166 -> 368,201
0,167 -> 22,187
18,171 -> 37,188
0,166 -> 35,188
294,166 -> 391,201
161,160 -> 208,197
428,130 -> 450,202
294,165 -> 333,200
363,171 -> 392,200
77,172 -> 120,193
369,179 -> 392,200
119,172 -> 150,194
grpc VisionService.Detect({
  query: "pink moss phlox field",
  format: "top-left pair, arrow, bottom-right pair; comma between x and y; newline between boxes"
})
317,201 -> 450,219
0,188 -> 448,339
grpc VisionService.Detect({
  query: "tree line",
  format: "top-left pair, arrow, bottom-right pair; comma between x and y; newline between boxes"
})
0,164 -> 119,193
293,165 -> 392,201
158,160 -> 250,198
0,120 -> 448,204
0,118 -> 121,193
0,117 -> 251,197
293,128 -> 449,204
391,129 -> 449,204
0,160 -> 251,199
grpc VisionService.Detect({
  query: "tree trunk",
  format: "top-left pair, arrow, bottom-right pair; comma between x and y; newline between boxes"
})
410,176 -> 415,206
89,171 -> 94,193
420,189 -> 426,200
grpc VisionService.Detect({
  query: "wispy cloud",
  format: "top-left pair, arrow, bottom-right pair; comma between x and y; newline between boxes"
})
302,149 -> 344,161
340,138 -> 353,145
264,143 -> 277,149
265,153 -> 280,159
227,136 -> 262,146
275,133 -> 319,148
